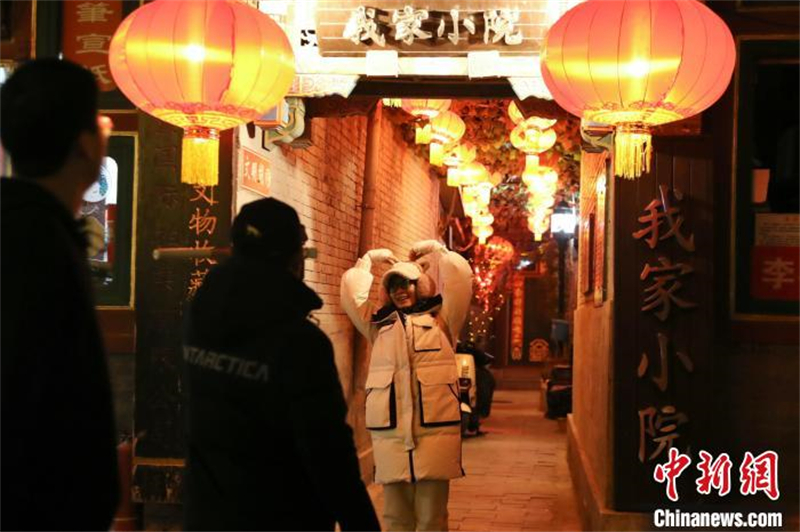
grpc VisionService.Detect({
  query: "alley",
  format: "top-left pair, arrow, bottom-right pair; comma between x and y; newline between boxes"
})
370,390 -> 582,531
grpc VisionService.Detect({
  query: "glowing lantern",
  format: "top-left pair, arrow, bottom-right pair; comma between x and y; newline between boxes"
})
527,193 -> 554,212
510,122 -> 557,155
401,99 -> 451,119
474,224 -> 494,245
443,142 -> 477,167
446,167 -> 461,187
416,124 -> 432,144
471,210 -> 495,228
454,161 -> 489,187
522,164 -> 558,193
528,214 -> 551,241
509,102 -> 558,131
485,236 -> 515,265
429,111 -> 465,166
541,0 -> 735,178
463,182 -> 493,208
109,0 -> 295,186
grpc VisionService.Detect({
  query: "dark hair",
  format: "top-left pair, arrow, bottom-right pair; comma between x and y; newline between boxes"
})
1,59 -> 99,178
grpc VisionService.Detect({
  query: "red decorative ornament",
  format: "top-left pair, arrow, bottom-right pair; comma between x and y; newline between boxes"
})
541,0 -> 735,178
109,0 -> 295,186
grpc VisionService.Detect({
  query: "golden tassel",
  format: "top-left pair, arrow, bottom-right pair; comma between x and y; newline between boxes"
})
182,127 -> 219,186
614,125 -> 652,179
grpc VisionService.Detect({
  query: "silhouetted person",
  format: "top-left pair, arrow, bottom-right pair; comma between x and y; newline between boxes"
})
182,198 -> 380,531
1,59 -> 119,531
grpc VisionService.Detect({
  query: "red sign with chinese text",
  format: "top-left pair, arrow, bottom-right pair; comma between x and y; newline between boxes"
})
62,1 -> 122,92
241,147 -> 272,197
750,245 -> 800,301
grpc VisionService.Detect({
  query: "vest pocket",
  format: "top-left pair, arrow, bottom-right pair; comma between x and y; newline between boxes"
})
416,365 -> 461,427
411,317 -> 442,352
365,370 -> 396,430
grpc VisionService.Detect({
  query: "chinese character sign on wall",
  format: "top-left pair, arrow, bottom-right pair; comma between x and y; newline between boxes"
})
240,147 -> 272,197
62,1 -> 122,91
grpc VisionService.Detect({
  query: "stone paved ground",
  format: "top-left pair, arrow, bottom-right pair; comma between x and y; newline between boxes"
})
368,389 -> 583,531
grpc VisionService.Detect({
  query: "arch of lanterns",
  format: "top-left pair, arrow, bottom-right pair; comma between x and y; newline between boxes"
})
385,98 -> 581,252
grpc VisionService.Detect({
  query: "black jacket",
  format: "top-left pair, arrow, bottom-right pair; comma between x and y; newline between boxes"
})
0,178 -> 120,531
182,254 -> 380,531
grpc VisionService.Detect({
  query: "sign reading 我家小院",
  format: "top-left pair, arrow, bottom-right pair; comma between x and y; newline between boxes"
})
316,1 -> 554,56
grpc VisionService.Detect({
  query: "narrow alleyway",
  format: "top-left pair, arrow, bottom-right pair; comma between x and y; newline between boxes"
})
369,389 -> 582,531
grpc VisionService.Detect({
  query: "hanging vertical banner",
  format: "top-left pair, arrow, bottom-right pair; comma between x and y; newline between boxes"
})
510,273 -> 525,361
62,0 -> 122,91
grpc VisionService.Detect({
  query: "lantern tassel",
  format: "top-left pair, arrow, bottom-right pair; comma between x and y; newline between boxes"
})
614,125 -> 652,179
182,127 -> 219,186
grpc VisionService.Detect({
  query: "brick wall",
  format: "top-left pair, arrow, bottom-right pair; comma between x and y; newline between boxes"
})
235,110 -> 440,477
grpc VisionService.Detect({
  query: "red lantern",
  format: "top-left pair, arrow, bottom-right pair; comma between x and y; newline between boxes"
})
541,0 -> 735,178
109,0 -> 295,186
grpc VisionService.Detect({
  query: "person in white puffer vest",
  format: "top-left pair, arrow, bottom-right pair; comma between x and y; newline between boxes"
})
341,240 -> 473,531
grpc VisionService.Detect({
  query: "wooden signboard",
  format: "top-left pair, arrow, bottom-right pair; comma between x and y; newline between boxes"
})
132,115 -> 233,503
315,0 -> 552,56
613,137 -> 715,510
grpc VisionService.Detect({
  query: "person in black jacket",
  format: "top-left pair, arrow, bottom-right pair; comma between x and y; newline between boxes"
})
183,198 -> 381,531
0,59 -> 119,530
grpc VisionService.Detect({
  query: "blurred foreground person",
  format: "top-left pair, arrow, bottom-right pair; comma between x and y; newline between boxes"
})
0,59 -> 119,531
341,240 -> 473,531
182,198 -> 380,531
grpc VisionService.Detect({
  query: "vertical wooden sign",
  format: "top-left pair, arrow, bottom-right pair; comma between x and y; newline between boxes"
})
132,115 -> 232,503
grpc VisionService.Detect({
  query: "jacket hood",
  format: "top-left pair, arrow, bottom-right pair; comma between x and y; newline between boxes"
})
187,255 -> 322,348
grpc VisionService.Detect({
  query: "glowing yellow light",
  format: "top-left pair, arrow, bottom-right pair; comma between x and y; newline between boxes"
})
522,164 -> 558,192
184,44 -> 207,63
510,122 -> 557,155
443,142 -> 477,167
455,161 -> 489,186
474,224 -> 494,245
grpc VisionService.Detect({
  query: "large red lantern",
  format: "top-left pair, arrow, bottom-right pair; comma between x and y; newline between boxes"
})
109,0 -> 295,186
541,0 -> 735,179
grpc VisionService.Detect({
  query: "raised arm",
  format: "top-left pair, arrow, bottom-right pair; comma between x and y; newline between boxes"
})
340,249 -> 397,340
411,240 -> 473,346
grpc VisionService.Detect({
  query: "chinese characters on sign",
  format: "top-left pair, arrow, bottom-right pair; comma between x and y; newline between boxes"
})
62,1 -> 122,91
633,185 -> 696,472
240,148 -> 272,197
750,213 -> 800,301
510,274 -> 524,361
342,5 -> 524,48
186,186 -> 219,300
654,448 -> 780,502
